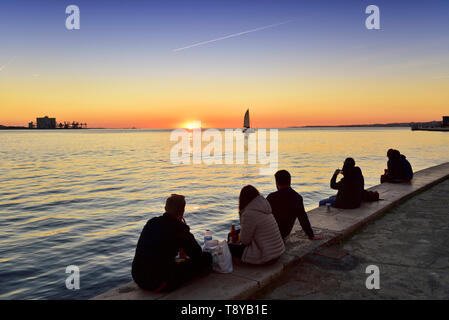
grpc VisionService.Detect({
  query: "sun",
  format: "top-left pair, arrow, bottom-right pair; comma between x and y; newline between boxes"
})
184,121 -> 201,130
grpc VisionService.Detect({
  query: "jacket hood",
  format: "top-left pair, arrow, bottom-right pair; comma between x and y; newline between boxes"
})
244,195 -> 272,215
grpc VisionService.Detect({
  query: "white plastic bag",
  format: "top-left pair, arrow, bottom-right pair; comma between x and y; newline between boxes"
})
203,239 -> 233,273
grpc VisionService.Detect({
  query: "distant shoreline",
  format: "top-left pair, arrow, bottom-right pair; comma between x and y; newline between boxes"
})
0,126 -> 411,131
290,120 -> 442,128
0,119 -> 443,130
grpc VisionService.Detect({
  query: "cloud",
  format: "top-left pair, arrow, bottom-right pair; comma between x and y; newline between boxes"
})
172,20 -> 293,52
0,58 -> 14,73
432,75 -> 449,80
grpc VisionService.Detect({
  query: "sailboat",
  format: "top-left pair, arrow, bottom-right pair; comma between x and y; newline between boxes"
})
242,109 -> 254,133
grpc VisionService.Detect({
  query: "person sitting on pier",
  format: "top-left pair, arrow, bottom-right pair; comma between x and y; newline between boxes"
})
228,185 -> 285,265
381,149 -> 413,183
267,170 -> 323,241
319,158 -> 365,209
131,194 -> 212,292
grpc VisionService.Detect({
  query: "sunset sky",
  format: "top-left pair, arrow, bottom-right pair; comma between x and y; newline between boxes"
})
1,0 -> 448,128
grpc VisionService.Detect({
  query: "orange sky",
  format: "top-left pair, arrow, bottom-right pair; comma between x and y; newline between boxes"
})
2,74 -> 448,128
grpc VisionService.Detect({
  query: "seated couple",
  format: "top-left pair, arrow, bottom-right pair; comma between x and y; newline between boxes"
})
228,170 -> 323,265
381,149 -> 413,183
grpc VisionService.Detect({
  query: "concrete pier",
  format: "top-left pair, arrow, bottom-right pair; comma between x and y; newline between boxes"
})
92,162 -> 449,300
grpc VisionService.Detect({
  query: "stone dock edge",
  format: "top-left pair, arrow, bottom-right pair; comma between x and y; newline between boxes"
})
92,162 -> 449,300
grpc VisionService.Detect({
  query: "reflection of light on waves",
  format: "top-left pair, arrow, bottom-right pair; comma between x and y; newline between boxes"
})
85,222 -> 141,237
26,227 -> 74,238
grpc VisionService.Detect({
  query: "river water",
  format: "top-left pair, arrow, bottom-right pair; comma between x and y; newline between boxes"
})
1,128 -> 448,299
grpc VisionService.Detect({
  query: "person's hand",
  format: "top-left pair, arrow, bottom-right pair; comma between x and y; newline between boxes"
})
310,235 -> 324,240
334,169 -> 341,175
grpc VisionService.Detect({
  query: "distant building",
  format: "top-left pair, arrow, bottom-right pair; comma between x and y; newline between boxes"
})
28,122 -> 35,129
443,116 -> 449,127
36,116 -> 56,129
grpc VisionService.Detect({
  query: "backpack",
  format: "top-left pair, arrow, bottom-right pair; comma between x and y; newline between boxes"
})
363,190 -> 379,202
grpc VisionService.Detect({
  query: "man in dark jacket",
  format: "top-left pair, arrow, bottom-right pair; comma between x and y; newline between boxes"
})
330,158 -> 365,209
267,170 -> 323,241
131,194 -> 212,292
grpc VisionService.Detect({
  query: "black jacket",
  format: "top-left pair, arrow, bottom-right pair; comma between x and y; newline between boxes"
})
387,155 -> 413,181
331,167 -> 364,209
267,187 -> 314,239
131,213 -> 202,289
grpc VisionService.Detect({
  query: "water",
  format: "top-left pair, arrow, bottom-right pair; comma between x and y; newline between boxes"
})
0,128 -> 448,299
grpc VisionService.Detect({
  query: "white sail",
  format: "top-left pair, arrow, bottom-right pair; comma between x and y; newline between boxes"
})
243,109 -> 250,128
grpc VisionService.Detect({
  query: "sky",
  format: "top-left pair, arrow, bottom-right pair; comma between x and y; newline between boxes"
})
1,0 -> 448,128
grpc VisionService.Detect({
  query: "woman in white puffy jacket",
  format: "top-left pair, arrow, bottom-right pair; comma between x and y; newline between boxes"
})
228,185 -> 285,265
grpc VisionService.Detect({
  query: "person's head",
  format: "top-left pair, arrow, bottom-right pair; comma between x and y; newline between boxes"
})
274,170 -> 291,190
387,149 -> 400,159
165,194 -> 186,220
239,185 -> 260,213
342,157 -> 355,175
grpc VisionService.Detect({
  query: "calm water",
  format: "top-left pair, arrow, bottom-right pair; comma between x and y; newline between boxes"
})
1,128 -> 448,299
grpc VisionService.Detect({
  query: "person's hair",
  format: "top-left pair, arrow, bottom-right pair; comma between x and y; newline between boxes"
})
387,149 -> 400,158
274,170 -> 291,186
165,194 -> 186,218
342,157 -> 355,175
239,185 -> 260,213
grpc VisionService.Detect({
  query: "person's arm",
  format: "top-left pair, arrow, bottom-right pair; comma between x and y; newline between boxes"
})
239,211 -> 257,246
330,170 -> 342,190
296,197 -> 315,239
180,229 -> 202,260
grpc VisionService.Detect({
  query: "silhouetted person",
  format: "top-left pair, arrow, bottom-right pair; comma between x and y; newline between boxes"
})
131,194 -> 212,292
381,149 -> 413,183
228,185 -> 285,264
320,158 -> 365,209
267,170 -> 323,241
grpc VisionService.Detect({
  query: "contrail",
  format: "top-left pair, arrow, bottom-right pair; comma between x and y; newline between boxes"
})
173,20 -> 293,52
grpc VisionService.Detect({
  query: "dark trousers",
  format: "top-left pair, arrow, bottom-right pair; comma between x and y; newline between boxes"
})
163,252 -> 212,292
319,195 -> 336,207
134,252 -> 212,293
381,174 -> 408,183
228,243 -> 245,259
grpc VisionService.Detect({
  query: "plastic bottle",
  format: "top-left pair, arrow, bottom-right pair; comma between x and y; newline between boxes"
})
204,229 -> 212,245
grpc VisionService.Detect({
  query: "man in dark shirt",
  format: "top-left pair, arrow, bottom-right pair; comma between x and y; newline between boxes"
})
267,170 -> 323,241
131,194 -> 212,292
330,158 -> 365,209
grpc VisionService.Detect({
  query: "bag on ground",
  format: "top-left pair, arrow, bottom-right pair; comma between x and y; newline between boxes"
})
203,240 -> 233,273
363,190 -> 380,202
